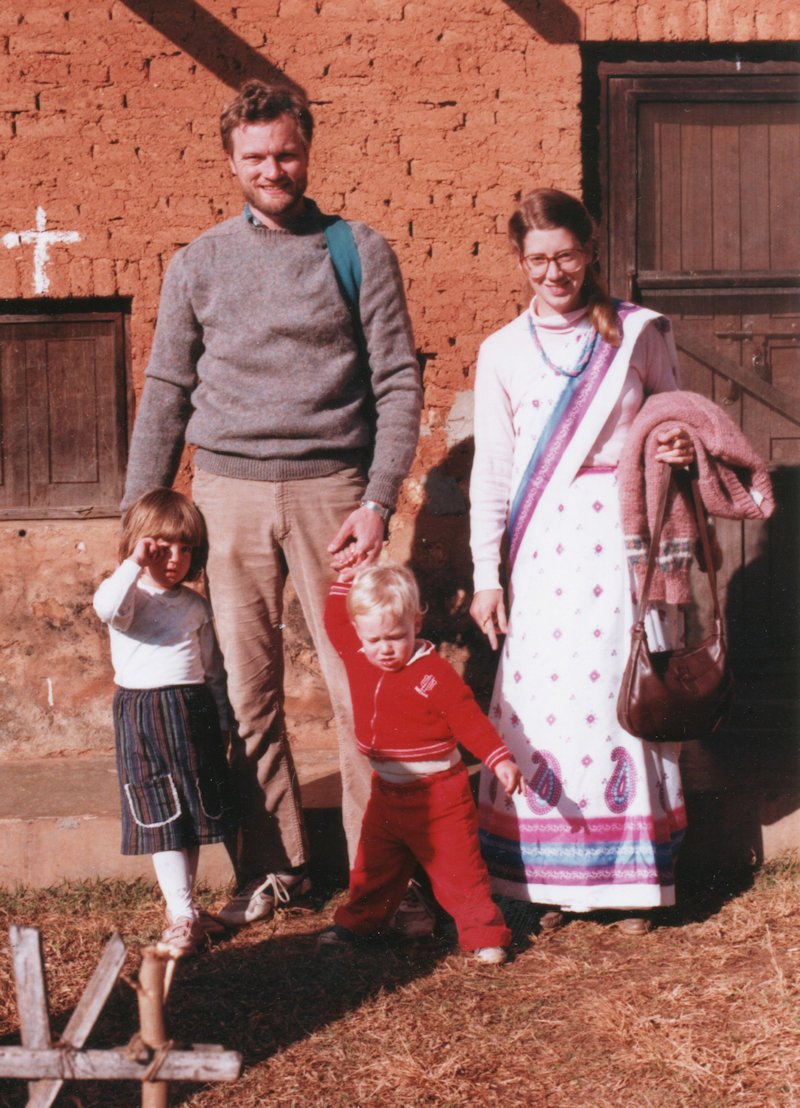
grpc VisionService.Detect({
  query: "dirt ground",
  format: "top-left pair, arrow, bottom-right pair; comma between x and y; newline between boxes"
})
1,856 -> 798,1107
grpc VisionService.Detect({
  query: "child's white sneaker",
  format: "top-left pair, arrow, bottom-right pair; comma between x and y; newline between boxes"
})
473,946 -> 507,965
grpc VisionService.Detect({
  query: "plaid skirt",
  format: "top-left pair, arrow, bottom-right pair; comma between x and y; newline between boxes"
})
113,684 -> 237,855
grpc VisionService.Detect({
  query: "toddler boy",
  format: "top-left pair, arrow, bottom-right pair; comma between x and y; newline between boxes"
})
319,563 -> 522,964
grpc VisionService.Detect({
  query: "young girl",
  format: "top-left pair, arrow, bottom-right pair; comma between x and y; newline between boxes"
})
94,488 -> 236,958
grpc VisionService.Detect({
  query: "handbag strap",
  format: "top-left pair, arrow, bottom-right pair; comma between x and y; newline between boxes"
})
634,464 -> 722,625
688,472 -> 722,622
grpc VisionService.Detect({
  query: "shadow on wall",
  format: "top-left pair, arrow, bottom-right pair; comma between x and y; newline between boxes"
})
409,436 -> 500,713
501,0 -> 582,45
123,0 -> 584,83
121,0 -> 304,92
680,465 -> 800,876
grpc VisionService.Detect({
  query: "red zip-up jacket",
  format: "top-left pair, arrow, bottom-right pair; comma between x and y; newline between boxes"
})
324,581 -> 512,771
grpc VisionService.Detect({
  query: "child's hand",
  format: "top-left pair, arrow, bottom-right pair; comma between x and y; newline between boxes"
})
331,540 -> 363,580
495,758 -> 523,796
131,536 -> 163,568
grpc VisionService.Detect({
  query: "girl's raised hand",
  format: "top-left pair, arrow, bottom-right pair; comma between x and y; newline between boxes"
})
131,536 -> 163,568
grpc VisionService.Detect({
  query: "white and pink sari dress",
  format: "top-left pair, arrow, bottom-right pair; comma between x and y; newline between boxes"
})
470,300 -> 687,911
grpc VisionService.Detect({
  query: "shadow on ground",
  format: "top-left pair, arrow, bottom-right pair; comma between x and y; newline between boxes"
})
0,902 -> 450,1108
0,859 -> 766,1107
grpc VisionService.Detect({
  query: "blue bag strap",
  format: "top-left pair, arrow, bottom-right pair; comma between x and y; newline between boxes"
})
243,202 -> 362,311
323,216 -> 362,315
324,216 -> 374,443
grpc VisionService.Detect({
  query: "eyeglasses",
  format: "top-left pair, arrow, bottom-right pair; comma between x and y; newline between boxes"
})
521,249 -> 586,277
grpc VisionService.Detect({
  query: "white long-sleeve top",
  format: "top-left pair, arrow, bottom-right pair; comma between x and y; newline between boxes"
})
93,559 -> 232,729
470,301 -> 678,592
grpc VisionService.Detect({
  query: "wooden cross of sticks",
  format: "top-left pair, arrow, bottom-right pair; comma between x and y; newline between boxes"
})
0,925 -> 241,1107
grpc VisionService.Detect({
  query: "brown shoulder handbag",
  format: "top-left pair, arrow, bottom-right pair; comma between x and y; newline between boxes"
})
617,464 -> 734,743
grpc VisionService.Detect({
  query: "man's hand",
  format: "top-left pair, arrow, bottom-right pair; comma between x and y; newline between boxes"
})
327,506 -> 386,573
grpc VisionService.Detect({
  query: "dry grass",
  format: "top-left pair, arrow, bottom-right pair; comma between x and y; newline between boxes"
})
1,856 -> 798,1107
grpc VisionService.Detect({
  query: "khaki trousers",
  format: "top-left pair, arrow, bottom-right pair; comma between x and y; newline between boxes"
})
193,467 -> 373,880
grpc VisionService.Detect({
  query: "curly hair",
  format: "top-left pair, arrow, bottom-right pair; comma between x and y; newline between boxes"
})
220,78 -> 314,152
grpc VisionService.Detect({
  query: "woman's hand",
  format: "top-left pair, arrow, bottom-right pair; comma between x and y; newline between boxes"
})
470,588 -> 507,651
654,426 -> 695,468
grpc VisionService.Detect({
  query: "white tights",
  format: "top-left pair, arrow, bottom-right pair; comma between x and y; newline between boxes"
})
152,848 -> 199,921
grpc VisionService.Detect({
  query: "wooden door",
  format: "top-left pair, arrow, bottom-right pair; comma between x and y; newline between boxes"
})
601,62 -> 800,864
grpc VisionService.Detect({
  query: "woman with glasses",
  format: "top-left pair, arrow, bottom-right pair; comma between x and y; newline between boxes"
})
469,189 -> 694,934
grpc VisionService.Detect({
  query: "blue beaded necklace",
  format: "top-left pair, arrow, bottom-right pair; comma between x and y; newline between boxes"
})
528,313 -> 600,378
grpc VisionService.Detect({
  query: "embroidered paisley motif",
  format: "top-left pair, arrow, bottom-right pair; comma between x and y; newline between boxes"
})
605,746 -> 636,813
525,750 -> 563,814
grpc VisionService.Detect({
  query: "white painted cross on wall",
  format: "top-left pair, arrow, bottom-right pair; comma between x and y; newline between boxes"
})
3,206 -> 81,294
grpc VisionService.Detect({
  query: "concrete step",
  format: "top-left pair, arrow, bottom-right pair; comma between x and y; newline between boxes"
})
3,747 -> 798,889
0,746 -> 345,889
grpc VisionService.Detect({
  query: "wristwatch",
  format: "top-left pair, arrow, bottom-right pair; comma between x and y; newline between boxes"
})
360,499 -> 391,522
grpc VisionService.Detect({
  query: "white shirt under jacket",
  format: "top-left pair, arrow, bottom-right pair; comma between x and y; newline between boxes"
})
93,559 -> 232,729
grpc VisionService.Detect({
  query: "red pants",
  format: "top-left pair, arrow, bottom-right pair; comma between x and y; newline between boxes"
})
335,763 -> 511,951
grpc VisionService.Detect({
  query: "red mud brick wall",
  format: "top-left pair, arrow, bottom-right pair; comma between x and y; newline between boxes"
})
0,0 -> 793,758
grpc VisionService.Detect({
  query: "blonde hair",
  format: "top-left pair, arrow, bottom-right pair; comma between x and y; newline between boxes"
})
508,188 -> 621,347
118,488 -> 208,582
347,562 -> 424,625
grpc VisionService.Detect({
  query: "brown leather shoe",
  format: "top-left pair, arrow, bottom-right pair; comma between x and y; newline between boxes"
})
614,916 -> 652,936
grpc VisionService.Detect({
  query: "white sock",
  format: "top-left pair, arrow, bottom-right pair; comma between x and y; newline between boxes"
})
152,850 -> 195,921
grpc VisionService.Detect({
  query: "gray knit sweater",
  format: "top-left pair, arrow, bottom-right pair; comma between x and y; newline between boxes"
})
122,203 -> 421,509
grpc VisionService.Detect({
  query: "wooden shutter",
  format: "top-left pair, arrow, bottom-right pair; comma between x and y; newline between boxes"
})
0,312 -> 129,518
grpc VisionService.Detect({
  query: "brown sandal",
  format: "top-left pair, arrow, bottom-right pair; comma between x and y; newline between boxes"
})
614,916 -> 652,936
539,910 -> 565,932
